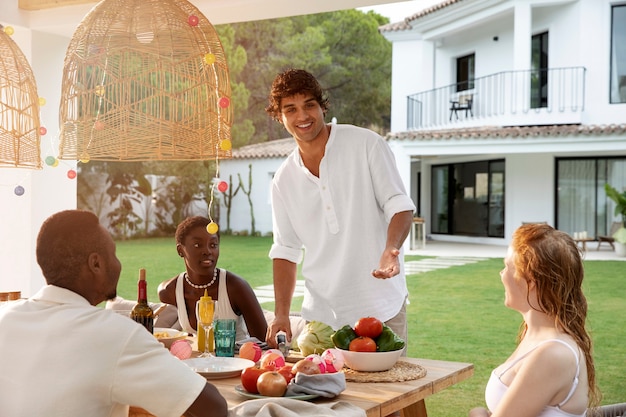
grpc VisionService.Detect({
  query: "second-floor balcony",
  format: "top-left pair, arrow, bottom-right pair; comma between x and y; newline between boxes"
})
407,67 -> 586,131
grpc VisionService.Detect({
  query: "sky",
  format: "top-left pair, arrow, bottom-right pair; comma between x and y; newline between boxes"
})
358,0 -> 441,23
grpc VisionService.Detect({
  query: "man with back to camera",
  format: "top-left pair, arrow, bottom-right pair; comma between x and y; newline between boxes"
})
0,209 -> 228,417
264,69 -> 415,350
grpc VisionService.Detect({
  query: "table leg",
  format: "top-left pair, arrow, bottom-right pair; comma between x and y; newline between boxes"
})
400,400 -> 428,417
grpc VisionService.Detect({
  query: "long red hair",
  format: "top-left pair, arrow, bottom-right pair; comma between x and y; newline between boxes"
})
511,223 -> 600,408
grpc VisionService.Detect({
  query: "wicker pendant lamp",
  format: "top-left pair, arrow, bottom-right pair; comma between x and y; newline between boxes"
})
58,0 -> 232,161
0,25 -> 42,169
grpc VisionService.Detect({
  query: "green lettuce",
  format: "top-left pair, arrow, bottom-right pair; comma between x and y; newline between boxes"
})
296,320 -> 335,356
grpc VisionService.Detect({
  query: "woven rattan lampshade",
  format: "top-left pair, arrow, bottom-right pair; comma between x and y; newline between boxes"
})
0,25 -> 42,169
58,0 -> 232,161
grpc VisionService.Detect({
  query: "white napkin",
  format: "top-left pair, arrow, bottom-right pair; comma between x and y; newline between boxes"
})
228,398 -> 365,417
285,372 -> 346,398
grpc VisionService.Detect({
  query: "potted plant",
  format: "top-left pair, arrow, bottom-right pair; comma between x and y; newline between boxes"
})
604,183 -> 626,256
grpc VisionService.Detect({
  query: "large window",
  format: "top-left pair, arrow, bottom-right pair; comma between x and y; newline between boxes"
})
610,5 -> 626,103
456,54 -> 475,92
531,32 -> 549,108
556,157 -> 626,237
431,160 -> 504,237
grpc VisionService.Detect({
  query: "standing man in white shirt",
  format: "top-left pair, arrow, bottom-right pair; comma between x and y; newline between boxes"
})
264,69 -> 415,350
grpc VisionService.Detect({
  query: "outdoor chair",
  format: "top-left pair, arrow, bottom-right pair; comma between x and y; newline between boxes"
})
597,222 -> 621,250
592,402 -> 626,417
449,94 -> 473,120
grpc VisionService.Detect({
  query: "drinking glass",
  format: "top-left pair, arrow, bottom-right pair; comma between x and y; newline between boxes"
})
214,318 -> 237,357
195,298 -> 215,357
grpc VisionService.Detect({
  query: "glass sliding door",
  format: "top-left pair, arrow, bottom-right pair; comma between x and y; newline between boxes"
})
430,159 -> 505,238
556,157 -> 626,237
556,159 -> 596,236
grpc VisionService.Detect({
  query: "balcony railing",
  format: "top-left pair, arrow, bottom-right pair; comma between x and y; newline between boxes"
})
407,66 -> 586,130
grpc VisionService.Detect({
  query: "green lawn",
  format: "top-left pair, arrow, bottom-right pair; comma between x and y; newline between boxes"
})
115,235 -> 625,416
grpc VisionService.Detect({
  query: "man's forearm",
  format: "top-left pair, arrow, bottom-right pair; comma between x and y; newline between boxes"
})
387,210 -> 413,249
272,258 -> 297,317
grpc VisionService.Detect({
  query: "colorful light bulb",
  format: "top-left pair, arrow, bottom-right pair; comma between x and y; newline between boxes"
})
206,222 -> 219,234
219,139 -> 232,151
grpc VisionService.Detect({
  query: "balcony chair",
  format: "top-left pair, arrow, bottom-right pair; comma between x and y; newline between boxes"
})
449,94 -> 473,120
597,222 -> 621,250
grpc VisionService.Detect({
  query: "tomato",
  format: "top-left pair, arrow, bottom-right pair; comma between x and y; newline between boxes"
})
349,336 -> 377,352
240,366 -> 268,394
354,317 -> 383,339
277,364 -> 294,384
256,371 -> 288,397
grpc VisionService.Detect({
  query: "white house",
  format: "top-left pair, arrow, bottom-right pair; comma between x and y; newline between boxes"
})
218,138 -> 295,235
382,0 -> 626,245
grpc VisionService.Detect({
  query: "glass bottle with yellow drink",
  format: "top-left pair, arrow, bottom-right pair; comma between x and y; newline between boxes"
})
195,290 -> 214,356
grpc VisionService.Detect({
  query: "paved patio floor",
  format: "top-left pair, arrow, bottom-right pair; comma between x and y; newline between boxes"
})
406,240 -> 625,261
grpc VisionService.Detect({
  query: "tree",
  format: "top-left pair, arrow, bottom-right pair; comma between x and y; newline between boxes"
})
220,173 -> 241,233
216,25 -> 254,149
146,160 -> 214,232
237,164 -> 255,235
105,162 -> 151,239
218,9 -> 392,146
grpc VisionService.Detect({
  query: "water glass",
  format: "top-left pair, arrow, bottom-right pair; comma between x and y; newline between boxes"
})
214,318 -> 237,357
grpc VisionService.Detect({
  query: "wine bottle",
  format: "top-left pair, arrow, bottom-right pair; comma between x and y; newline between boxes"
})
130,268 -> 154,333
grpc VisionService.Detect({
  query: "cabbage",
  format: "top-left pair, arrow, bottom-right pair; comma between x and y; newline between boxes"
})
296,321 -> 335,356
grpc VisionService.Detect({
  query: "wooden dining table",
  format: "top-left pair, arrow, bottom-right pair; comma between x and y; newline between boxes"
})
130,356 -> 474,417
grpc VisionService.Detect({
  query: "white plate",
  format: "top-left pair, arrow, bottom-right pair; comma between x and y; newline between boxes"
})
182,357 -> 255,379
234,385 -> 319,401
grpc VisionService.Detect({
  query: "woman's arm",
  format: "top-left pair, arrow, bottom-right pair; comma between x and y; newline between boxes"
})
157,277 -> 177,305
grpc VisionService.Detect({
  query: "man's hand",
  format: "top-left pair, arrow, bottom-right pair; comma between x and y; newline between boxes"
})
372,247 -> 401,279
265,315 -> 292,349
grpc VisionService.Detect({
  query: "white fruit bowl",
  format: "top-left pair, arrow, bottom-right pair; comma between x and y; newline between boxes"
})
338,348 -> 402,372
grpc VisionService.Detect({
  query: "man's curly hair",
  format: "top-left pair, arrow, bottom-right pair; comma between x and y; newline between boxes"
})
265,69 -> 329,121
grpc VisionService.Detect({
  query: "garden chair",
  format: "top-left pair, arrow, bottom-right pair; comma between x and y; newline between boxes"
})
597,222 -> 621,250
592,402 -> 626,417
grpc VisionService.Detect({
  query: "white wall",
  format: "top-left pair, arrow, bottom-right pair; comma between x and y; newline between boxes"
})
0,23 -> 76,297
504,154 -> 555,240
217,157 -> 284,235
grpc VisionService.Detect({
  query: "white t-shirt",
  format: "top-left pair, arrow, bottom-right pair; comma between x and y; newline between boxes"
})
269,124 -> 416,329
0,285 -> 206,417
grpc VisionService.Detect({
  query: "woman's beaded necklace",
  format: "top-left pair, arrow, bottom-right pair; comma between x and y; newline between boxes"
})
185,268 -> 218,289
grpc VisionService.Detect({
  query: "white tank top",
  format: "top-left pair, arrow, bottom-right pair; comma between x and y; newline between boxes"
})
485,339 -> 584,417
174,269 -> 248,341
